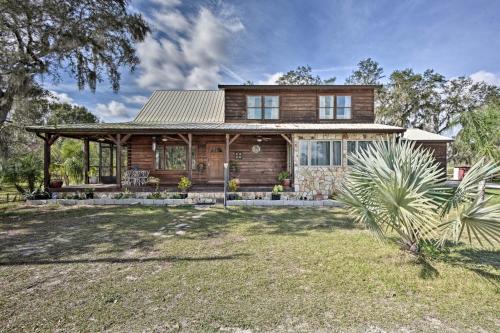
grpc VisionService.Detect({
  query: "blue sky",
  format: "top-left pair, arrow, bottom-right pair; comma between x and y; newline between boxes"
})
47,0 -> 500,122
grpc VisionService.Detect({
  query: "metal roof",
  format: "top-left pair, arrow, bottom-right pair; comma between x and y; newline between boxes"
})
26,122 -> 404,134
218,84 -> 382,90
133,90 -> 225,123
402,128 -> 453,142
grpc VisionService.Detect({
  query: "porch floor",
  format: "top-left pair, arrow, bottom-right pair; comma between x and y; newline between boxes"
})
50,184 -> 293,193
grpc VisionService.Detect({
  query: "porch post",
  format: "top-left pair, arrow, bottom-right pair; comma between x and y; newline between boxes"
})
116,134 -> 122,187
43,133 -> 51,189
109,143 -> 114,176
225,134 -> 230,164
83,139 -> 89,184
187,133 -> 193,180
98,142 -> 103,182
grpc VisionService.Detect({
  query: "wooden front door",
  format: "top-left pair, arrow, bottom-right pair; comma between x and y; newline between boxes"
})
207,144 -> 225,182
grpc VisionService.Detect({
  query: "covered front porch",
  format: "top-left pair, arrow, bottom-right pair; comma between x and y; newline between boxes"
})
28,126 -> 294,192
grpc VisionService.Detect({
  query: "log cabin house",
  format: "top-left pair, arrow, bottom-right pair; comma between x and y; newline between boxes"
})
26,84 -> 452,196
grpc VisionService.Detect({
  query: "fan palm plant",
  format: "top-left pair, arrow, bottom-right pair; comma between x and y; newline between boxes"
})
339,137 -> 500,254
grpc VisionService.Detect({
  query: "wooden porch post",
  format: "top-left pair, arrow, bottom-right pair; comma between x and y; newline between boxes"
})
116,134 -> 122,187
83,139 -> 90,184
43,133 -> 51,189
109,143 -> 114,176
225,134 -> 230,164
187,133 -> 193,180
98,142 -> 103,182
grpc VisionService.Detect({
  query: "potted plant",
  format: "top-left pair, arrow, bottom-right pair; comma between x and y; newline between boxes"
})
177,176 -> 192,199
277,170 -> 291,188
84,188 -> 94,199
227,178 -> 239,200
88,167 -> 98,184
271,184 -> 283,200
49,164 -> 64,188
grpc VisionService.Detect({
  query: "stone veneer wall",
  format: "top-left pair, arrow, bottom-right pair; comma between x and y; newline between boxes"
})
293,132 -> 393,198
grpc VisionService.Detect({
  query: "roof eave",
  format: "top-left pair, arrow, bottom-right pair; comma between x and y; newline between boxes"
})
218,84 -> 383,90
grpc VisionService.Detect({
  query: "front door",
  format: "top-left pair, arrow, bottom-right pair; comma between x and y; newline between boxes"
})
207,144 -> 225,182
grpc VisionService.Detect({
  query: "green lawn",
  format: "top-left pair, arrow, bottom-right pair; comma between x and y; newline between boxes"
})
0,203 -> 498,332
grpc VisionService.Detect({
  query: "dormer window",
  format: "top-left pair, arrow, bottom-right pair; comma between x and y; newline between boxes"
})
318,95 -> 352,119
247,96 -> 279,120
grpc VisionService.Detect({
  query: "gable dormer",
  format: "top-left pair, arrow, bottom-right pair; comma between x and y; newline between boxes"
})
219,85 -> 378,124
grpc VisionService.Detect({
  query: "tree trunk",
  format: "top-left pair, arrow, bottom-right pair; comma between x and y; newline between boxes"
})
0,92 -> 14,126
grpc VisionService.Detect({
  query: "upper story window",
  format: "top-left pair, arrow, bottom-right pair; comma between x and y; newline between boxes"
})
319,96 -> 334,119
318,95 -> 352,120
336,95 -> 351,119
247,96 -> 279,120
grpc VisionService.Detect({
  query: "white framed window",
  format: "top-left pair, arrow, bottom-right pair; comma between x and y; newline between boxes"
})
319,96 -> 334,119
247,95 -> 279,120
247,96 -> 262,119
346,140 -> 373,166
299,140 -> 342,166
336,95 -> 352,119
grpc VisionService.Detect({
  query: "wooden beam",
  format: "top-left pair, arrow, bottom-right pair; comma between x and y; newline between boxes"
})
106,135 -> 118,145
98,142 -> 103,182
229,134 -> 240,145
36,132 -> 46,142
43,133 -> 51,190
225,134 -> 230,164
116,134 -> 122,187
83,139 -> 89,184
48,134 -> 60,145
109,143 -> 114,177
120,133 -> 132,145
187,133 -> 192,180
280,133 -> 292,145
177,133 -> 189,144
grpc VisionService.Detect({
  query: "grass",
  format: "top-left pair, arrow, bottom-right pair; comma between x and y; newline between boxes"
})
0,203 -> 499,332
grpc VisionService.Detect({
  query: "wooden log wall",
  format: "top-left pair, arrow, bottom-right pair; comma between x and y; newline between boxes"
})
224,88 -> 375,123
128,135 -> 287,185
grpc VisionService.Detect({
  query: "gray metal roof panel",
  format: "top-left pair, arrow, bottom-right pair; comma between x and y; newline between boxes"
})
402,128 -> 453,142
133,90 -> 225,123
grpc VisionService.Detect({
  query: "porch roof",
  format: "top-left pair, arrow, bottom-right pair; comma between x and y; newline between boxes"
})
26,122 -> 405,135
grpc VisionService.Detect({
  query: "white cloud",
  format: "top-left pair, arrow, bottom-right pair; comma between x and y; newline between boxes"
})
136,3 -> 244,90
123,95 -> 149,105
257,72 -> 283,85
48,91 -> 74,104
95,101 -> 136,121
470,70 -> 500,86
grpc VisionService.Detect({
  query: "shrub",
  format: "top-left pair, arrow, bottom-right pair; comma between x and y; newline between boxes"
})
277,171 -> 290,182
339,137 -> 500,254
178,176 -> 192,192
1,153 -> 43,193
272,184 -> 283,194
228,178 -> 239,192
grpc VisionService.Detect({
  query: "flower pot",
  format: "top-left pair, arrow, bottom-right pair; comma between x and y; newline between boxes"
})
282,179 -> 291,188
179,193 -> 188,199
227,193 -> 239,200
89,176 -> 98,184
314,193 -> 324,201
49,180 -> 63,188
271,193 -> 281,200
